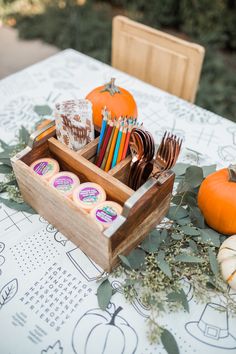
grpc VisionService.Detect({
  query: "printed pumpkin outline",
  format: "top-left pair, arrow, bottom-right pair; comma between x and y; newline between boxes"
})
0,278 -> 18,310
41,339 -> 63,354
72,305 -> 138,354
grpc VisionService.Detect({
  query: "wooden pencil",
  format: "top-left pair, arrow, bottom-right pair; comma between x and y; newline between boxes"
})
104,119 -> 120,172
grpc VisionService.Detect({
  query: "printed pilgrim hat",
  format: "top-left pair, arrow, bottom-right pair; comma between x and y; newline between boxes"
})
185,302 -> 236,349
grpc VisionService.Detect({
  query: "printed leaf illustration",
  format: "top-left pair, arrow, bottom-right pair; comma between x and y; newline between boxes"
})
97,279 -> 113,310
41,340 -> 63,354
161,328 -> 179,354
0,278 -> 18,309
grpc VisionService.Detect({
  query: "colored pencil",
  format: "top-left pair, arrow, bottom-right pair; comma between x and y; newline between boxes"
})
100,124 -> 116,170
104,120 -> 120,172
121,124 -> 132,160
97,108 -> 108,153
111,126 -> 123,168
96,121 -> 113,167
117,126 -> 127,163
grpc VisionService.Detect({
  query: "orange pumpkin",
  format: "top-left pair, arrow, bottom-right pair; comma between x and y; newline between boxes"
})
86,78 -> 137,129
198,165 -> 236,235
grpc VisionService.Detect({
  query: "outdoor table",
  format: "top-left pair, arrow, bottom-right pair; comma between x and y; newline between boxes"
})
0,49 -> 236,354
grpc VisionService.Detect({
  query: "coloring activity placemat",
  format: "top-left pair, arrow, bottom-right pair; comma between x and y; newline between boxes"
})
0,49 -> 236,354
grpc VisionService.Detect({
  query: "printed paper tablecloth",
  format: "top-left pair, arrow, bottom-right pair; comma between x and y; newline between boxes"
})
0,49 -> 236,354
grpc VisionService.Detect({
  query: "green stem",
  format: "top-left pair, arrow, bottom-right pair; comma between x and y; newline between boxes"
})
228,165 -> 236,182
101,78 -> 121,96
109,306 -> 123,325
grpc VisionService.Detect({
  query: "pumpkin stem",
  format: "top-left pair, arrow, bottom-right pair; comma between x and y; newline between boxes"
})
101,78 -> 121,96
228,165 -> 236,182
109,306 -> 123,325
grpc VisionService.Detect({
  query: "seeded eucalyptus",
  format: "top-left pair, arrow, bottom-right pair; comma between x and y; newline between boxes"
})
97,163 -> 236,354
0,126 -> 35,213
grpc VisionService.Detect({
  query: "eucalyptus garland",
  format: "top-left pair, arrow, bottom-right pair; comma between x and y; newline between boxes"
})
97,163 -> 236,354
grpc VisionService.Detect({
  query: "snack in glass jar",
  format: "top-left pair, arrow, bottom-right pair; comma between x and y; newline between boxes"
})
54,99 -> 94,151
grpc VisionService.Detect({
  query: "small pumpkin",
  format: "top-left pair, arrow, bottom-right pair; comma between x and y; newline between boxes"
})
72,305 -> 138,354
86,78 -> 137,129
198,165 -> 236,235
217,235 -> 236,290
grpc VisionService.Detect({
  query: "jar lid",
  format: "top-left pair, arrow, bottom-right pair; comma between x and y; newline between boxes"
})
73,182 -> 106,211
90,201 -> 122,229
30,158 -> 59,181
49,171 -> 80,197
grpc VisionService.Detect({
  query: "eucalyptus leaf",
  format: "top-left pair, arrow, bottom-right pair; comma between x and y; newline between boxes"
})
176,180 -> 191,193
127,248 -> 146,270
119,255 -> 132,269
160,229 -> 168,242
172,163 -> 190,176
0,139 -> 10,150
189,239 -> 198,254
140,230 -> 161,253
0,197 -> 36,213
119,249 -> 146,270
0,164 -> 12,174
175,254 -> 204,263
18,126 -> 30,145
199,229 -> 221,247
167,206 -> 189,220
34,105 -> 53,116
202,164 -> 217,178
97,279 -> 113,310
176,217 -> 191,226
161,328 -> 179,354
189,207 -> 205,228
185,166 -> 204,188
0,151 -> 11,159
208,248 -> 219,276
167,289 -> 189,312
180,226 -> 201,236
0,157 -> 11,166
171,233 -> 183,240
156,251 -> 172,278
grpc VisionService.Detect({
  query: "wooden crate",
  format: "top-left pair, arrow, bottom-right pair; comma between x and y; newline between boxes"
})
11,123 -> 175,272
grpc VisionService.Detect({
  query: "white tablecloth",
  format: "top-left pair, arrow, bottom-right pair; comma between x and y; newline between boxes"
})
0,49 -> 235,354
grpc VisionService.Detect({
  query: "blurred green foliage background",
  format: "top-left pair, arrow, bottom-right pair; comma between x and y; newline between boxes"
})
1,0 -> 235,121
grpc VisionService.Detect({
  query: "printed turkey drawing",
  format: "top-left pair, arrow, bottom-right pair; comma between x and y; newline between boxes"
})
72,305 -> 138,354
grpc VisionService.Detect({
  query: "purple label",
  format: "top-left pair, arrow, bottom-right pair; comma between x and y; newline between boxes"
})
34,161 -> 52,176
79,187 -> 100,204
95,206 -> 118,224
53,176 -> 74,192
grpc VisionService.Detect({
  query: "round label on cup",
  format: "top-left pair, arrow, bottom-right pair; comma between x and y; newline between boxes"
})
33,161 -> 53,176
53,176 -> 74,192
79,187 -> 100,205
95,206 -> 118,223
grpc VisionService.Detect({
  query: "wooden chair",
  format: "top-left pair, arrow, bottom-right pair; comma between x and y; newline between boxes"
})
112,16 -> 205,103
